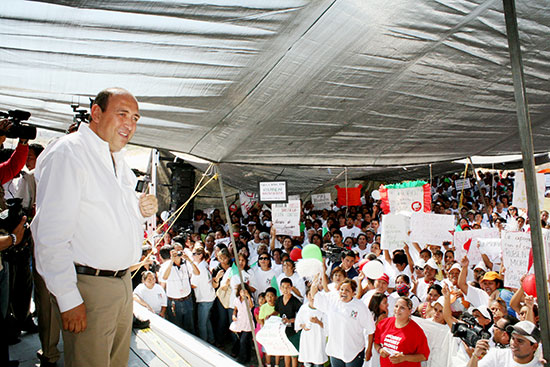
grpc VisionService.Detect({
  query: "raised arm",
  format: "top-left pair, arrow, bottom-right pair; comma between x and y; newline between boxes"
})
457,256 -> 470,296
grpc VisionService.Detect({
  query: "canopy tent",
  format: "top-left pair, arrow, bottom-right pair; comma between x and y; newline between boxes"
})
1,0 -> 549,193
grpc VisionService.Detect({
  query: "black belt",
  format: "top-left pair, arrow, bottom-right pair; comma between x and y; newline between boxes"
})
75,264 -> 128,278
168,294 -> 191,302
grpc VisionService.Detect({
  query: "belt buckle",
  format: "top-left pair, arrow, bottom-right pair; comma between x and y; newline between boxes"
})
113,270 -> 119,277
95,268 -> 100,276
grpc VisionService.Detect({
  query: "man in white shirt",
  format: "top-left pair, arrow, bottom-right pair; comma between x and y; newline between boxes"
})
32,88 -> 158,367
340,217 -> 361,240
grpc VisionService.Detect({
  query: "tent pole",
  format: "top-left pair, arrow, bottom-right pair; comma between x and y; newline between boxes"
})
215,165 -> 264,367
345,167 -> 349,217
467,157 -> 493,228
502,1 -> 550,364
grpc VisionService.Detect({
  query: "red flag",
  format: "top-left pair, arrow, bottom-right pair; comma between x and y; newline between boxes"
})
463,238 -> 473,252
528,248 -> 534,271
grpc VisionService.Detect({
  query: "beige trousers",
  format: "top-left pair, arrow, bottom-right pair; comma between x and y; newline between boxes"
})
54,272 -> 133,367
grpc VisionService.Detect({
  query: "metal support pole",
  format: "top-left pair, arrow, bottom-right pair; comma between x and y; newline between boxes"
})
216,165 -> 263,367
502,1 -> 550,363
468,158 -> 493,228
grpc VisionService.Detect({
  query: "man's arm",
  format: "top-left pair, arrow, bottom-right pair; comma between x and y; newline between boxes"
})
0,140 -> 29,185
458,256 -> 470,295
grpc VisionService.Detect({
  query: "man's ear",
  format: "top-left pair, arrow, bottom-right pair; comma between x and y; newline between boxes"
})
90,104 -> 102,124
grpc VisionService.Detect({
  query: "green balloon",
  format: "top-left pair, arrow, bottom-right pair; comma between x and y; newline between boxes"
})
302,244 -> 323,262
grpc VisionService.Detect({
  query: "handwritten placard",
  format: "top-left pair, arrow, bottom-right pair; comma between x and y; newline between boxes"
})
512,172 -> 545,209
387,186 -> 426,213
502,231 -> 532,289
453,228 -> 500,265
259,181 -> 288,203
311,193 -> 332,210
410,213 -> 454,246
454,178 -> 471,190
256,316 -> 298,356
272,200 -> 301,236
478,238 -> 502,261
381,214 -> 410,251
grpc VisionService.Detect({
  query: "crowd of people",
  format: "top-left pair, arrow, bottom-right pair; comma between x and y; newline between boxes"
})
132,170 -> 547,367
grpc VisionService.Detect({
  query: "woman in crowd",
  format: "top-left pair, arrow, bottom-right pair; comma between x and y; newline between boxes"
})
211,247 -> 233,346
312,278 -> 375,367
277,259 -> 306,302
295,287 -> 328,367
229,284 -> 254,364
417,284 -> 442,319
133,271 -> 167,318
191,245 -> 216,344
252,252 -> 278,301
374,297 -> 430,367
366,293 -> 389,367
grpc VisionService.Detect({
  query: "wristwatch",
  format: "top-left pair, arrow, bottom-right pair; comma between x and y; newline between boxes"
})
9,233 -> 17,247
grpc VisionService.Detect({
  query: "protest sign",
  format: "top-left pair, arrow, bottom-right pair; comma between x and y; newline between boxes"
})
379,181 -> 431,214
288,194 -> 301,201
410,213 -> 454,246
512,172 -> 545,209
256,316 -> 298,356
239,191 -> 258,217
454,178 -> 471,190
502,231 -> 532,289
311,193 -> 332,210
453,228 -> 499,265
259,181 -> 288,203
381,213 -> 410,251
477,238 -> 502,261
214,237 -> 230,246
272,200 -> 301,236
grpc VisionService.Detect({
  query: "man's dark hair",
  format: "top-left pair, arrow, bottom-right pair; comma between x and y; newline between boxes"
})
265,287 -> 277,297
333,229 -> 342,237
396,274 -> 410,284
280,277 -> 293,287
29,143 -> 44,156
341,249 -> 356,260
420,248 -> 432,258
159,245 -> 172,261
500,314 -> 519,337
393,253 -> 408,266
93,89 -> 113,111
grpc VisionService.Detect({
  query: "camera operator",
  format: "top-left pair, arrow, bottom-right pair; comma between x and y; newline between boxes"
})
0,118 -> 30,192
493,315 -> 519,348
467,320 -> 543,367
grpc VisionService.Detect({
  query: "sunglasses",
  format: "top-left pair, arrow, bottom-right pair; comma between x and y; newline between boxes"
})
259,257 -> 270,260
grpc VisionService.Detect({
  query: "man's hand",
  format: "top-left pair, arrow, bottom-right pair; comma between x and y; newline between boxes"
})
61,303 -> 87,333
0,119 -> 11,133
139,194 -> 158,218
472,339 -> 489,359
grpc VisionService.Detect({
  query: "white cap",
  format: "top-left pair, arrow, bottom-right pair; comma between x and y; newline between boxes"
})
449,263 -> 462,273
425,258 -> 439,270
473,261 -> 488,272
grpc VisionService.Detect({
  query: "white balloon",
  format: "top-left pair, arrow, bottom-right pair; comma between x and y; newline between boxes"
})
371,190 -> 381,200
362,260 -> 385,279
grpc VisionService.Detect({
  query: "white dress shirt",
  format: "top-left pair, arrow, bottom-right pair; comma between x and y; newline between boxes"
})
31,124 -> 145,313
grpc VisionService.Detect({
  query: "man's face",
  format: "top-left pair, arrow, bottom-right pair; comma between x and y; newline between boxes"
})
346,217 -> 354,228
510,334 -> 538,361
333,233 -> 342,245
424,266 -> 436,281
280,281 -> 292,296
91,92 -> 140,152
26,149 -> 37,170
493,319 -> 510,345
341,255 -> 355,271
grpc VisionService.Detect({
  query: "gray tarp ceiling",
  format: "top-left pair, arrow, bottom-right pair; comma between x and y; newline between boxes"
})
1,0 -> 549,192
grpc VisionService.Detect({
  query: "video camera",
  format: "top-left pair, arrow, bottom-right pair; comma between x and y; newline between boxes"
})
0,109 -> 37,140
0,198 -> 32,260
322,243 -> 345,264
451,312 -> 492,348
71,103 -> 90,129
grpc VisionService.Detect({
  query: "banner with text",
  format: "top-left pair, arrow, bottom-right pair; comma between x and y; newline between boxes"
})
512,172 -> 545,209
477,238 -> 502,263
502,231 -> 532,289
380,185 -> 430,214
381,213 -> 410,251
240,191 -> 258,218
272,200 -> 301,236
410,213 -> 454,246
453,228 -> 500,265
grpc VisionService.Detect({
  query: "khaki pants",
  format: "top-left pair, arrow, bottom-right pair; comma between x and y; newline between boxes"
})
33,268 -> 61,363
54,272 -> 133,367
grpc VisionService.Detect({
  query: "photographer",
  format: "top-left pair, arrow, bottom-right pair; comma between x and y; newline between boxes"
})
467,321 -> 543,367
0,118 -> 29,189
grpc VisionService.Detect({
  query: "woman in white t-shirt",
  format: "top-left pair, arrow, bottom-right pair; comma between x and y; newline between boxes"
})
191,245 -> 216,343
133,271 -> 167,317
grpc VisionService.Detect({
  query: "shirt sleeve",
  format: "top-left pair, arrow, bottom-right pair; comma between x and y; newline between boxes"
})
32,149 -> 86,313
0,143 -> 28,185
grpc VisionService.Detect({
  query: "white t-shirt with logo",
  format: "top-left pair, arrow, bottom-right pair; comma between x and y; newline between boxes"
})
479,347 -> 543,367
133,283 -> 167,314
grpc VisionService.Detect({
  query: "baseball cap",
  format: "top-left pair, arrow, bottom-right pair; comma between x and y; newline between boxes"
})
415,259 -> 426,270
473,261 -> 488,272
481,271 -> 503,282
506,320 -> 541,343
259,232 -> 270,240
471,305 -> 492,320
449,263 -> 462,273
377,273 -> 390,284
425,258 -> 438,270
432,296 -> 445,308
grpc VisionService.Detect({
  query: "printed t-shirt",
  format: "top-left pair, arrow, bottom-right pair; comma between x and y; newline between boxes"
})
375,317 -> 430,367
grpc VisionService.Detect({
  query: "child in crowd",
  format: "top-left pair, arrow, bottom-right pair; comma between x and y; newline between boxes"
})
254,292 -> 266,361
295,287 -> 327,367
229,284 -> 254,364
259,287 -> 278,367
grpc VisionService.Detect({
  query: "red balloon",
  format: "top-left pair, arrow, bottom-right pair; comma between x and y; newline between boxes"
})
290,247 -> 302,262
522,274 -> 537,297
358,258 -> 369,272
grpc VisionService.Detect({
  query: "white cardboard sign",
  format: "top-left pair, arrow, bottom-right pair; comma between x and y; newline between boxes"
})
477,238 -> 502,262
256,317 -> 298,356
512,172 -> 545,209
410,213 -> 454,246
272,200 -> 301,236
453,228 -> 500,265
311,193 -> 332,210
454,178 -> 471,190
381,213 -> 410,251
502,231 -> 532,289
387,186 -> 426,213
259,181 -> 288,202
